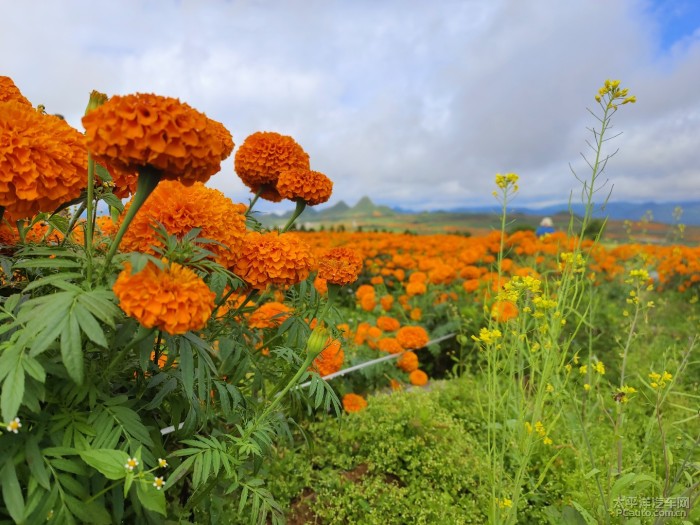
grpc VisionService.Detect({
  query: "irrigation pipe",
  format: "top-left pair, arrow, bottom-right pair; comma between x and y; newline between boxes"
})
160,332 -> 457,435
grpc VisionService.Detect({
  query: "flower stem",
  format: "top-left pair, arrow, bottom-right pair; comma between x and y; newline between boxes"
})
281,200 -> 306,232
85,154 -> 96,282
99,166 -> 161,280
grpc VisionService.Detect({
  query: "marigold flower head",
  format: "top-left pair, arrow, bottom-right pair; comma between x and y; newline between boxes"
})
397,351 -> 419,372
234,131 -> 310,201
378,337 -> 403,354
491,300 -> 519,322
119,181 -> 247,267
0,101 -> 87,217
113,260 -> 215,335
276,167 -> 333,205
0,77 -> 32,106
376,316 -> 400,332
234,231 -> 314,289
83,93 -> 233,185
342,393 -> 367,413
409,369 -> 428,386
396,325 -> 429,350
248,301 -> 292,329
317,247 -> 363,285
312,339 -> 344,376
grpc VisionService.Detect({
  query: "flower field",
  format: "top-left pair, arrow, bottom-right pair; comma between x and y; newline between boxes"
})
1,76 -> 698,524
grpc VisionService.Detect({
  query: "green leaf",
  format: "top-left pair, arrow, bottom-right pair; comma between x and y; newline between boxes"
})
2,293 -> 21,313
64,495 -> 112,525
61,312 -> 83,384
179,341 -> 194,399
94,162 -> 112,182
22,356 -> 46,383
1,355 -> 24,421
101,192 -> 124,212
22,273 -> 84,293
1,461 -> 25,523
26,436 -> 51,490
0,343 -> 21,382
76,291 -> 120,328
79,449 -> 130,480
73,303 -> 108,347
136,479 -> 166,516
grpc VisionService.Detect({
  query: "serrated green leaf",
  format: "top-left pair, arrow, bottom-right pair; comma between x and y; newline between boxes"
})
76,291 -> 120,328
73,302 -> 108,347
2,293 -> 21,313
179,341 -> 194,399
79,449 -> 129,480
94,162 -> 112,182
101,192 -> 124,212
22,272 -> 83,293
0,343 -> 21,382
64,495 -> 112,524
22,355 -> 46,383
61,313 -> 83,384
136,479 -> 166,515
25,436 -> 51,490
1,461 -> 25,523
1,356 -> 24,421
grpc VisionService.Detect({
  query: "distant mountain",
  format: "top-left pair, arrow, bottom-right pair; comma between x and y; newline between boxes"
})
399,201 -> 700,226
259,197 -> 700,227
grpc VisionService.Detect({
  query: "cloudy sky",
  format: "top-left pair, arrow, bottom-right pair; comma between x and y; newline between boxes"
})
2,0 -> 699,214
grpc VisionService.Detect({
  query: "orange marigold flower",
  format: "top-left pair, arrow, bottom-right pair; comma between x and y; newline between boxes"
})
376,316 -> 400,332
396,325 -> 429,350
0,102 -> 86,217
234,231 -> 314,289
406,281 -> 427,296
342,393 -> 368,413
410,307 -> 422,321
113,261 -> 215,335
119,180 -> 247,267
378,337 -> 403,354
234,131 -> 310,202
397,351 -> 419,372
463,279 -> 480,293
83,93 -> 233,185
313,275 -> 328,294
312,339 -> 344,376
317,247 -> 363,286
0,77 -> 32,106
248,301 -> 292,329
491,300 -> 519,322
356,284 -> 375,300
96,215 -> 119,237
276,167 -> 333,205
380,294 -> 394,311
360,294 -> 376,312
409,369 -> 428,386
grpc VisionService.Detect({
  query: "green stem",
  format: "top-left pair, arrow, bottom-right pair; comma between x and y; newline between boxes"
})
99,166 -> 161,280
85,155 -> 96,282
60,201 -> 88,247
246,188 -> 263,215
281,200 -> 306,232
259,353 -> 316,422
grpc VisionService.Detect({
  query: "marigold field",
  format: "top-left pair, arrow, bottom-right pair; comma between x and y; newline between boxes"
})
1,76 -> 698,524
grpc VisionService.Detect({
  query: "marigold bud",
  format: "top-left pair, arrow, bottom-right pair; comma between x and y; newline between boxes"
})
306,326 -> 330,358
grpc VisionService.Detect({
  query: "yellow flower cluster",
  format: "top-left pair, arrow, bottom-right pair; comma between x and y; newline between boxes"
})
595,79 -> 636,107
525,420 -> 553,445
472,327 -> 502,345
559,252 -> 586,273
615,385 -> 637,403
494,172 -> 519,192
648,371 -> 672,390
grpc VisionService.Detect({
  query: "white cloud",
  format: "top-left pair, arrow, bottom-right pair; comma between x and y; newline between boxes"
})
2,0 -> 699,213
